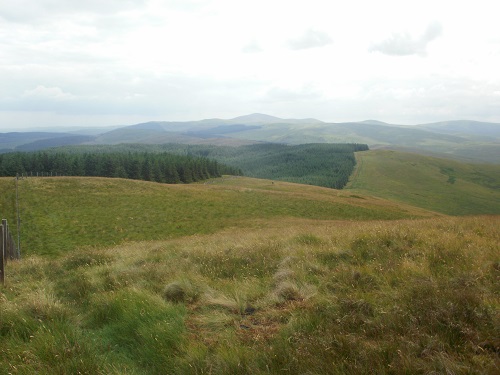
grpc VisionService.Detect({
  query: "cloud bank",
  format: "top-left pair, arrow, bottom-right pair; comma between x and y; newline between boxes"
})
0,1 -> 499,129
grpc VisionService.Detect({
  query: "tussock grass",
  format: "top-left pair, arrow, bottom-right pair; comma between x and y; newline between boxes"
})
1,215 -> 498,373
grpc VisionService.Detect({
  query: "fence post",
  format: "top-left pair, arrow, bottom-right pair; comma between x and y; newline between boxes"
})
1,221 -> 5,285
2,219 -> 7,265
16,174 -> 21,259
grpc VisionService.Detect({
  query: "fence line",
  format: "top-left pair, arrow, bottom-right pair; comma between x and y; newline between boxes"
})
0,219 -> 19,285
18,171 -> 63,178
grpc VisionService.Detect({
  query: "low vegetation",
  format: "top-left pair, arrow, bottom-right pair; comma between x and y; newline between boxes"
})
1,216 -> 498,374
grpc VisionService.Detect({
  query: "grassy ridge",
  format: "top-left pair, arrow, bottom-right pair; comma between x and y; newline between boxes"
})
347,150 -> 500,215
1,216 -> 498,374
2,176 -> 434,256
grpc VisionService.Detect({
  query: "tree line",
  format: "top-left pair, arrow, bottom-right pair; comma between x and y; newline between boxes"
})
0,151 -> 242,183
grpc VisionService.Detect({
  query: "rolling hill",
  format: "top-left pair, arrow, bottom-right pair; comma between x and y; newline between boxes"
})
1,114 -> 499,163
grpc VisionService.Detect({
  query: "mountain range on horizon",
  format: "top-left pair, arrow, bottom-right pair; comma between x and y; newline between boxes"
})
1,113 -> 499,163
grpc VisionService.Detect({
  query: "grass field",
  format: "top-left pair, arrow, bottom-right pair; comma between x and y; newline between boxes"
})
347,150 -> 500,215
0,176 -> 435,257
1,175 -> 498,374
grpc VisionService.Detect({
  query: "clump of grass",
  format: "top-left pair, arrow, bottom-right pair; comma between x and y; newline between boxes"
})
293,233 -> 324,246
274,281 -> 302,301
195,242 -> 282,279
86,288 -> 186,372
269,255 -> 316,303
63,248 -> 114,270
163,279 -> 201,304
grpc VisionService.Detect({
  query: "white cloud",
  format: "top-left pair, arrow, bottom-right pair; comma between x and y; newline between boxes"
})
0,0 -> 149,23
288,29 -> 333,50
242,40 -> 263,53
24,85 -> 75,100
369,21 -> 443,56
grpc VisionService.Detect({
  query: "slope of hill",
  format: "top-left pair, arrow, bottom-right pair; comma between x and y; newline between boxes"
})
347,150 -> 500,215
0,176 -> 437,257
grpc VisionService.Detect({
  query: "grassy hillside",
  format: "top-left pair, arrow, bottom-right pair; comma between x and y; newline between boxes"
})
1,216 -> 498,374
347,150 -> 500,215
2,175 -> 498,373
1,176 -> 434,257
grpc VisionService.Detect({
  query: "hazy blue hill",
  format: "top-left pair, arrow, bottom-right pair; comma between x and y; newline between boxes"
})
0,132 -> 83,151
184,124 -> 262,138
417,120 -> 500,138
230,121 -> 469,145
126,122 -> 168,131
3,115 -> 499,163
229,113 -> 283,124
93,127 -> 204,144
15,135 -> 95,151
360,120 -> 392,125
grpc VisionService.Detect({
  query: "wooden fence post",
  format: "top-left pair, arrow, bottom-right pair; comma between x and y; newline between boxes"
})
1,221 -> 5,285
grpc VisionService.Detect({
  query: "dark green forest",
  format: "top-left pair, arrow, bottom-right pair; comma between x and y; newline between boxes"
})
221,143 -> 368,189
153,143 -> 368,189
0,142 -> 368,189
0,151 -> 241,183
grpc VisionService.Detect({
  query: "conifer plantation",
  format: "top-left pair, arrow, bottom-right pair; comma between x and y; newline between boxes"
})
0,151 -> 241,183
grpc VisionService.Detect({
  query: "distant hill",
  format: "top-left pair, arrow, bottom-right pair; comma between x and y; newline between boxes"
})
0,132 -> 96,153
15,135 -> 95,151
417,120 -> 500,139
1,114 -> 498,163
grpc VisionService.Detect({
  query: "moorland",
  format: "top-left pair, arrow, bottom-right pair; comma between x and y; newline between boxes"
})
0,115 -> 499,374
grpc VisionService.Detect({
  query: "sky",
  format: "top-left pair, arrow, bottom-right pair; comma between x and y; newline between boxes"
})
1,0 -> 500,130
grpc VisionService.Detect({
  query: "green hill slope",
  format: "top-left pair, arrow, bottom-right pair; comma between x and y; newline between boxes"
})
1,174 -> 498,374
347,150 -> 500,215
1,176 -> 436,257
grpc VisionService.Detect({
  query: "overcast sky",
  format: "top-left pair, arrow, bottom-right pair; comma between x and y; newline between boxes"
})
1,0 -> 500,130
